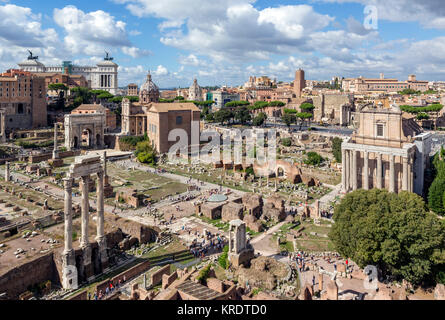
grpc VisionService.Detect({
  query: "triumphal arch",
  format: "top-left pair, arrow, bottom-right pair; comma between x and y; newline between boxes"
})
64,113 -> 105,151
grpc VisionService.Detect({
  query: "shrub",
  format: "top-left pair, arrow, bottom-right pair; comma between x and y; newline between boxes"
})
281,138 -> 292,147
196,264 -> 212,284
304,152 -> 324,166
218,245 -> 229,269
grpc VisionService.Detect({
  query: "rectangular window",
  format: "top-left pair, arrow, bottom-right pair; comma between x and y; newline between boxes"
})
176,116 -> 183,125
377,124 -> 384,137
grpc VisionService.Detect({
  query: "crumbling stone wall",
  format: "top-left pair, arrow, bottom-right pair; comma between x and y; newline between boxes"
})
262,195 -> 286,222
0,252 -> 58,299
242,194 -> 263,218
105,214 -> 159,244
222,202 -> 244,222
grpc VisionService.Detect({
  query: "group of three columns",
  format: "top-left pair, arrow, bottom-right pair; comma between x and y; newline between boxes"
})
62,153 -> 109,289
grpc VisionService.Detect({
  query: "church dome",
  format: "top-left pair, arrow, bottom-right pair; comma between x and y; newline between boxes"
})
139,72 -> 160,104
188,78 -> 203,101
141,72 -> 159,93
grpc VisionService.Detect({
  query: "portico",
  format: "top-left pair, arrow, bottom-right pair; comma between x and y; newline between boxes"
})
342,138 -> 415,193
340,104 -> 431,196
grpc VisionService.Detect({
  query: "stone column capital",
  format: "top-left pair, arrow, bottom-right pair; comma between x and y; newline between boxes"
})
63,177 -> 73,188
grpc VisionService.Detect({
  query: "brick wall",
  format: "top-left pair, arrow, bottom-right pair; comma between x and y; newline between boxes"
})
96,260 -> 151,294
162,271 -> 178,289
151,265 -> 170,287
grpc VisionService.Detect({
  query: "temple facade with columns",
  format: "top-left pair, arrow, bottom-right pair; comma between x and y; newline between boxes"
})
342,104 -> 432,195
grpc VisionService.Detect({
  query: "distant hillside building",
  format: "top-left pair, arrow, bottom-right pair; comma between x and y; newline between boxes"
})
127,83 -> 138,96
121,73 -> 201,154
33,72 -> 89,97
0,69 -> 47,130
342,74 -> 428,94
312,93 -> 355,126
211,90 -> 240,109
18,52 -> 119,94
293,69 -> 306,98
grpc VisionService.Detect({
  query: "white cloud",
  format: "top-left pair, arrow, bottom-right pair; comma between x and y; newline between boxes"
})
129,29 -> 142,36
179,54 -> 205,67
115,1 -> 335,62
121,46 -> 152,58
317,0 -> 445,29
0,4 -> 61,71
153,65 -> 169,76
53,5 -> 148,59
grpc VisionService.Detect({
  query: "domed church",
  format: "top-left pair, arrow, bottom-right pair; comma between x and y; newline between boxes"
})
139,72 -> 160,104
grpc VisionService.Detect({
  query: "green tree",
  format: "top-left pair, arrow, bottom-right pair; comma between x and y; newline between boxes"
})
135,139 -> 156,165
304,152 -> 324,166
249,101 -> 269,110
296,112 -> 313,129
127,96 -> 139,102
225,100 -> 250,108
48,83 -> 69,109
218,245 -> 229,269
268,101 -> 285,107
330,189 -> 445,285
332,137 -> 343,163
416,113 -> 430,120
97,92 -> 114,101
284,108 -> 297,114
214,108 -> 233,125
282,113 -> 296,127
205,113 -> 215,122
69,87 -> 92,109
253,112 -> 267,126
429,178 -> 445,215
281,137 -> 292,147
300,103 -> 315,112
234,106 -> 251,125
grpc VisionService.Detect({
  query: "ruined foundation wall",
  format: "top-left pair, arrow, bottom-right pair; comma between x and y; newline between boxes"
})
0,252 -> 58,299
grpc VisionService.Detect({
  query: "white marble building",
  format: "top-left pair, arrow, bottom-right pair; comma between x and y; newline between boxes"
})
18,52 -> 119,94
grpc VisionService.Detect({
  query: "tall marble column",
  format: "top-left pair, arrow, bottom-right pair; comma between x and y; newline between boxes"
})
62,177 -> 78,290
377,153 -> 383,189
389,155 -> 395,193
363,151 -> 369,190
402,157 -> 408,191
5,161 -> 9,182
352,150 -> 358,191
96,171 -> 108,270
102,151 -> 107,177
0,112 -> 6,143
64,178 -> 73,254
96,171 -> 104,241
53,122 -> 59,159
80,175 -> 93,280
341,149 -> 346,191
345,150 -> 350,192
80,176 -> 90,248
407,157 -> 413,193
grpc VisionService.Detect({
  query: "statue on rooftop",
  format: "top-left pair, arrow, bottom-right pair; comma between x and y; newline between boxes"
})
27,50 -> 38,60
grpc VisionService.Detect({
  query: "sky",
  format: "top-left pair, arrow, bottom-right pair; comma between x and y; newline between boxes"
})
0,0 -> 444,88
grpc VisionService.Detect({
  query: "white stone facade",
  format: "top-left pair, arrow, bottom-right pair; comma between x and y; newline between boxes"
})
18,57 -> 119,94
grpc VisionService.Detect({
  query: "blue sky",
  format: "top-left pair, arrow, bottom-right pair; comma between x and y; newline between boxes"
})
0,0 -> 444,88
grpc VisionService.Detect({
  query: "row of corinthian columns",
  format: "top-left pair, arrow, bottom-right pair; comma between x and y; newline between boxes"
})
342,148 -> 413,193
